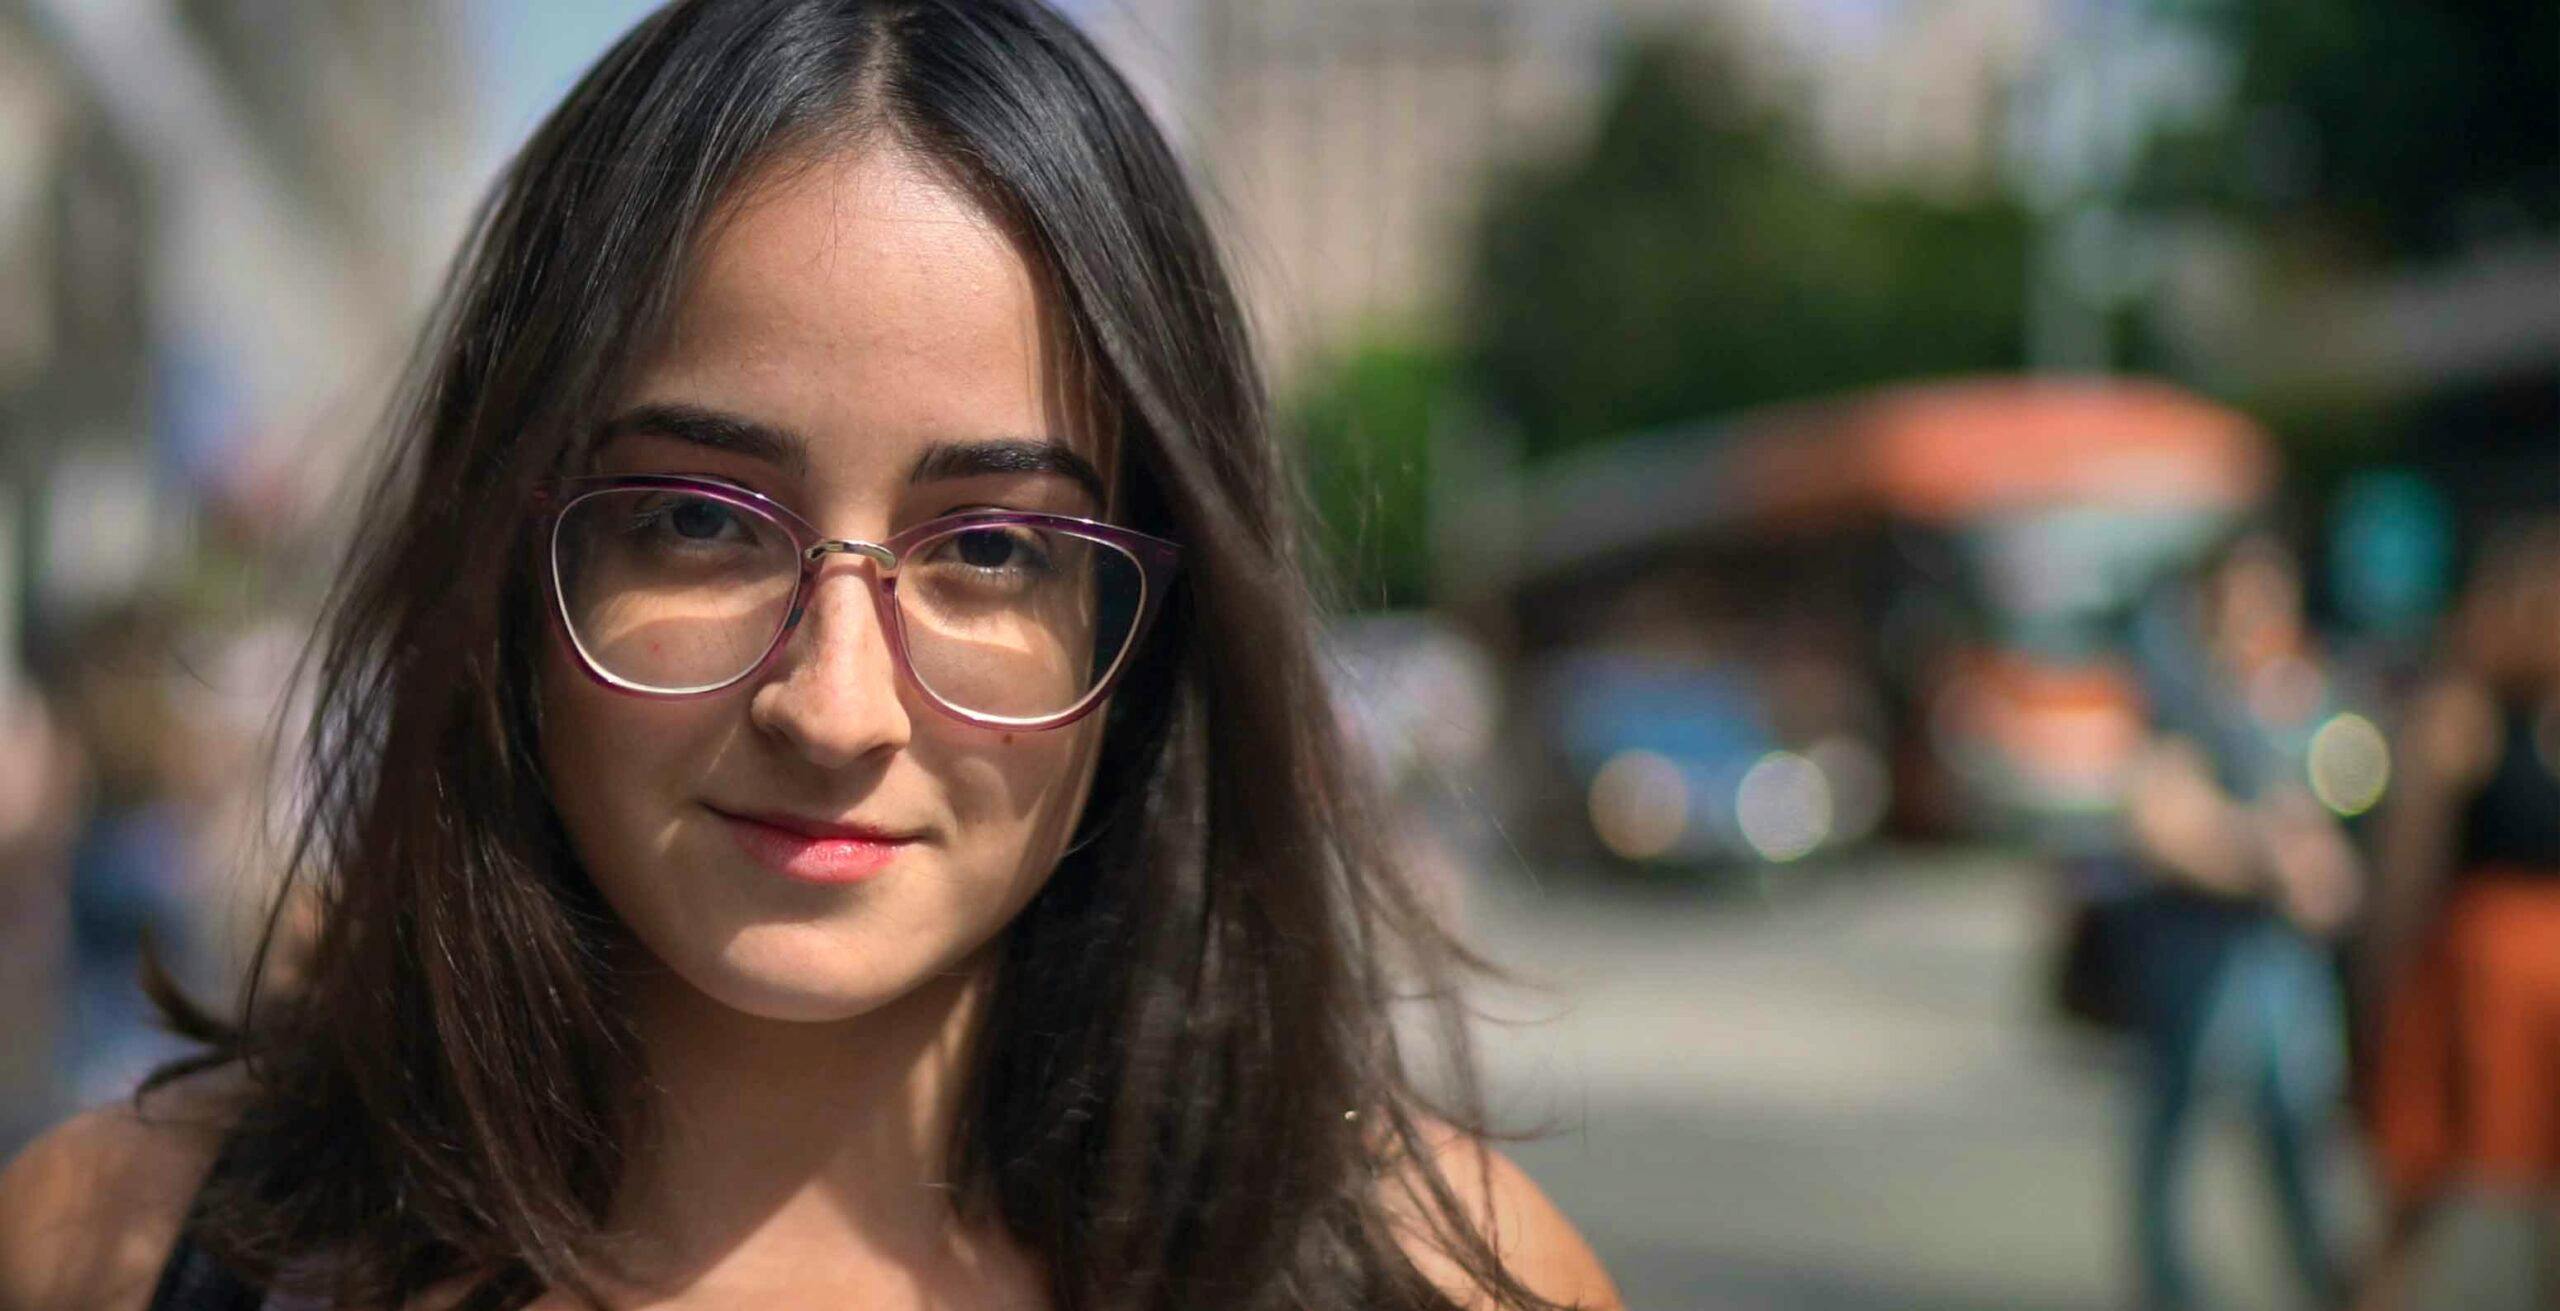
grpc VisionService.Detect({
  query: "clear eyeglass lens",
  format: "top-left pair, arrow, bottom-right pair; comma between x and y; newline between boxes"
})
552,487 -> 800,693
895,522 -> 1144,721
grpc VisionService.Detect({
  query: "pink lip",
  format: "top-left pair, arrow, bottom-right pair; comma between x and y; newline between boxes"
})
712,808 -> 917,885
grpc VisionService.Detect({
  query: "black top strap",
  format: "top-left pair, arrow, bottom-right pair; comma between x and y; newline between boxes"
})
144,1230 -> 267,1311
143,1126 -> 268,1311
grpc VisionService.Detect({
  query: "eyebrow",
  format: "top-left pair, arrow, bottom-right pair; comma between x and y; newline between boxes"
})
594,402 -> 1105,505
596,403 -> 810,479
910,439 -> 1106,506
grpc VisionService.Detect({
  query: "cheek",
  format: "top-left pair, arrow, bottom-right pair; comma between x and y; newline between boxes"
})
936,720 -> 1107,864
538,641 -> 732,871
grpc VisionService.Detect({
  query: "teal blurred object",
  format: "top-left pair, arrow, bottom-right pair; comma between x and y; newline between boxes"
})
2330,469 -> 2454,641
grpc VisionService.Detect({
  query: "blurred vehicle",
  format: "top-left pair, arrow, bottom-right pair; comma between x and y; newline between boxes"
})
1918,498 -> 2238,847
1525,648 -> 1887,874
1460,375 -> 2275,855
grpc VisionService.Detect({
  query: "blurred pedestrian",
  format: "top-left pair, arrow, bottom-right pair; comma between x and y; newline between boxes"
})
2355,518 -> 2560,1310
0,4 -> 1617,1310
52,604 -> 204,1109
2114,531 -> 2363,1311
0,679 -> 83,1151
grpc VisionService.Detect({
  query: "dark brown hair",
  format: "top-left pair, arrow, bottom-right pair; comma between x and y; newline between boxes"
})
146,2 -> 1553,1308
2452,516 -> 2560,689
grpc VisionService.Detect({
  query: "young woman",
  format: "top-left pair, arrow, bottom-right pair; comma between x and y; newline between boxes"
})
2112,533 -> 2361,1311
0,3 -> 1619,1307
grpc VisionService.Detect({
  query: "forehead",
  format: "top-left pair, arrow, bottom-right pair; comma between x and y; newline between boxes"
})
620,143 -> 1089,471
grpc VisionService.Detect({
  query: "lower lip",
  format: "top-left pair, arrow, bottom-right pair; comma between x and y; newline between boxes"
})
716,812 -> 910,884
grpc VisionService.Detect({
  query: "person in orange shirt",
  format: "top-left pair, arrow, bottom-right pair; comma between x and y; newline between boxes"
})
2358,520 -> 2560,1310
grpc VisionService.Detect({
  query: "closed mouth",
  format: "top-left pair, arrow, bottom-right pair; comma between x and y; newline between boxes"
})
708,806 -> 919,884
706,805 -> 921,844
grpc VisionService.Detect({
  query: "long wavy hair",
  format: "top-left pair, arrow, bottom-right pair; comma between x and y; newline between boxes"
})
145,2 -> 1546,1308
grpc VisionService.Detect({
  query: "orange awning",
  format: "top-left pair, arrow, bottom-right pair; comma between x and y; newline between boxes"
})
1729,376 -> 2276,526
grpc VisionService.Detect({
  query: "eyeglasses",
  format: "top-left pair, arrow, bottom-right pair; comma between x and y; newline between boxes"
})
533,475 -> 1179,730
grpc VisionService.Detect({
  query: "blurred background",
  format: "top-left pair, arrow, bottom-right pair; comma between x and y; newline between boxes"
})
1,1 -> 2554,1307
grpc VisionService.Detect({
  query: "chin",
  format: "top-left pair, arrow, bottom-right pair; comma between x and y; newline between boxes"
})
657,921 -> 961,1025
690,977 -> 896,1025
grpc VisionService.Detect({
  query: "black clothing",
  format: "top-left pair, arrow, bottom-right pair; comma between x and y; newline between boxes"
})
145,1229 -> 265,1311
2455,699 -> 2560,875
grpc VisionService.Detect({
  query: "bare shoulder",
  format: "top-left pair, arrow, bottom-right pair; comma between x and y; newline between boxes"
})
1386,1116 -> 1624,1311
2402,676 -> 2501,789
0,1067 -> 245,1311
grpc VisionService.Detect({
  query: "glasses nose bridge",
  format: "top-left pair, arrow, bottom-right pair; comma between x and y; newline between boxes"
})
802,538 -> 898,571
791,537 -> 902,631
778,537 -> 906,698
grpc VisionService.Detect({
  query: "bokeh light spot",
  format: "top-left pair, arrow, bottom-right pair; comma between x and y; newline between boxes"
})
2307,712 -> 2390,817
1738,752 -> 1833,863
1589,749 -> 1688,861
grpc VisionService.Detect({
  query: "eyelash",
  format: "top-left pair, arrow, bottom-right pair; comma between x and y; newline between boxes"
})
639,473 -> 1072,529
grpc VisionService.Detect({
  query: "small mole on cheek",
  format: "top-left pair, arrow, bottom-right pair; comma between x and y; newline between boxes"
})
1001,732 -> 1017,746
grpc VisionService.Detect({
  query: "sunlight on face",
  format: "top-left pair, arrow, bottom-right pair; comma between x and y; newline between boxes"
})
538,144 -> 1109,1022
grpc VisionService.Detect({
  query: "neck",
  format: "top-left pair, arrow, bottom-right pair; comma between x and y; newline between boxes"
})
604,949 -> 1001,1294
2214,625 -> 2298,676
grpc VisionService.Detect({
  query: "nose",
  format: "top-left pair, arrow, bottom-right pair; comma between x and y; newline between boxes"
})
746,562 -> 912,770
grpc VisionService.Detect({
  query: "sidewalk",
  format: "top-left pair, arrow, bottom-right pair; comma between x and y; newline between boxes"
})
1457,848 -> 2535,1310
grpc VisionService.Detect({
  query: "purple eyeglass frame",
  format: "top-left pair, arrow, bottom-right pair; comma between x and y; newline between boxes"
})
531,473 -> 1181,731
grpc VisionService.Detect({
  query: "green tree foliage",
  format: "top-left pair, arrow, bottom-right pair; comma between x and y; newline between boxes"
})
1286,337 -> 1449,610
2126,0 -> 2557,508
2136,0 -> 2558,260
1463,30 -> 2034,460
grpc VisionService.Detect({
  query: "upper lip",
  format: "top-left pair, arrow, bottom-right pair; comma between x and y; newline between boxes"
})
709,806 -> 922,843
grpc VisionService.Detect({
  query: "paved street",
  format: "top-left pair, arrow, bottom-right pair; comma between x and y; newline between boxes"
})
1455,848 -> 2540,1310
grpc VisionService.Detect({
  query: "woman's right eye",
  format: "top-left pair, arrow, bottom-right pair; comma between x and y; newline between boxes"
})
667,497 -> 738,540
629,494 -> 756,549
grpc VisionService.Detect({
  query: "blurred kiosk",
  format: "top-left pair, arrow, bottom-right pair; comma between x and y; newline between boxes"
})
1467,375 -> 2274,861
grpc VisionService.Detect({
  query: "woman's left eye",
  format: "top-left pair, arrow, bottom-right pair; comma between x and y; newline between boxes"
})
955,528 -> 1026,568
957,524 -> 1044,565
929,525 -> 1049,573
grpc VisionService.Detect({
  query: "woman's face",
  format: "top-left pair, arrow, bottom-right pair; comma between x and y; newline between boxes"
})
538,145 -> 1109,1023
